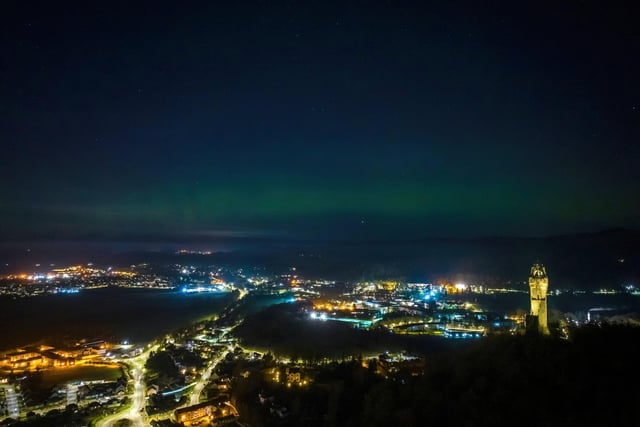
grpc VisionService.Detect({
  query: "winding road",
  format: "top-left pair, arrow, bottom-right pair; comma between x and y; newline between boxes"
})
96,346 -> 157,427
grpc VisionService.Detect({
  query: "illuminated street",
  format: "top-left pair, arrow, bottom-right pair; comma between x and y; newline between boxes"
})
96,345 -> 157,427
189,327 -> 236,406
1,385 -> 20,419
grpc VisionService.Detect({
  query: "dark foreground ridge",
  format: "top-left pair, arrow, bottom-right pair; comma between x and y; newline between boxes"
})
230,324 -> 639,427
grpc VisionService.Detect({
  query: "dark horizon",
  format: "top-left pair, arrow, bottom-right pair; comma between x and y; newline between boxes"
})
0,225 -> 638,250
1,228 -> 638,290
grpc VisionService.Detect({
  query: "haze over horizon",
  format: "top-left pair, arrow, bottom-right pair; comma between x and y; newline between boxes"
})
1,1 -> 639,241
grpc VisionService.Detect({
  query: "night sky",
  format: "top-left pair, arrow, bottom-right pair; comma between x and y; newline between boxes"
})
1,1 -> 639,242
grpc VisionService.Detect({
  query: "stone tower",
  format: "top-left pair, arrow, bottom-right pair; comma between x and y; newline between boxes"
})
529,263 -> 549,335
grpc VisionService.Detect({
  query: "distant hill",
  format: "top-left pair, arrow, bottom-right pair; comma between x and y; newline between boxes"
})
1,229 -> 638,290
109,228 -> 640,289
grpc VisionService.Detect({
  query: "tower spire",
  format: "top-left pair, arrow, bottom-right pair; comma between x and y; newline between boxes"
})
528,262 -> 549,334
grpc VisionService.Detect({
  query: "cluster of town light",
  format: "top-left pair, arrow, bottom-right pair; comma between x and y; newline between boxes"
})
309,312 -> 328,320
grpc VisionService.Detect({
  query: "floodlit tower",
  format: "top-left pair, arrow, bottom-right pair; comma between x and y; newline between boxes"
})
529,262 -> 549,334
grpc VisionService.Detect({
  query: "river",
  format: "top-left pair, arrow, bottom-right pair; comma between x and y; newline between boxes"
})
2,288 -> 638,352
0,287 -> 236,351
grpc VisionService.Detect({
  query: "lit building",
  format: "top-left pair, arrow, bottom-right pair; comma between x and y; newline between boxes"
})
285,367 -> 301,385
528,263 -> 549,335
2,351 -> 44,370
376,353 -> 425,377
174,399 -> 237,425
174,401 -> 216,425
